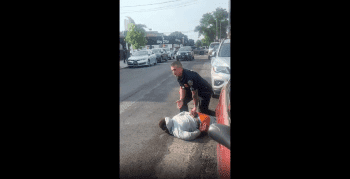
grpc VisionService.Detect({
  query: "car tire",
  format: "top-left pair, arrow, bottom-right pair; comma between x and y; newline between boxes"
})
148,59 -> 151,67
154,59 -> 157,65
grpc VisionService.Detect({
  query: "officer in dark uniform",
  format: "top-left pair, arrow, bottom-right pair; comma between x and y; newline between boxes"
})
170,61 -> 213,116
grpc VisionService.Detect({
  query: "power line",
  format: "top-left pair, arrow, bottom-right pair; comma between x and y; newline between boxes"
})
121,0 -> 181,8
120,0 -> 199,14
121,0 -> 197,13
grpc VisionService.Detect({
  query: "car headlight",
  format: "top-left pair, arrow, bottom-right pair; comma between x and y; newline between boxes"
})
213,66 -> 230,74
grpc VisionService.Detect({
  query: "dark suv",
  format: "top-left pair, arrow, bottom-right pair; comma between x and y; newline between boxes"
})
175,46 -> 194,61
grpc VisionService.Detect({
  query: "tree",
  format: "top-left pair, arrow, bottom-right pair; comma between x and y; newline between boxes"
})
169,31 -> 188,45
194,7 -> 229,43
201,35 -> 211,47
195,40 -> 202,47
125,24 -> 147,50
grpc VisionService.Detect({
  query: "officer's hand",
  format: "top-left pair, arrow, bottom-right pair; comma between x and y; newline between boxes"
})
175,99 -> 183,109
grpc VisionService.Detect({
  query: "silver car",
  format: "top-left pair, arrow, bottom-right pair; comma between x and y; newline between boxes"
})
210,39 -> 230,96
208,42 -> 220,60
127,50 -> 157,68
164,49 -> 173,60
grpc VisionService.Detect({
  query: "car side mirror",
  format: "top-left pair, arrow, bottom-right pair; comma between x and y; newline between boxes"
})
208,124 -> 230,150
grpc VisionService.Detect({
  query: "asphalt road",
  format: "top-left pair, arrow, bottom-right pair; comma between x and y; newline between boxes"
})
120,55 -> 220,179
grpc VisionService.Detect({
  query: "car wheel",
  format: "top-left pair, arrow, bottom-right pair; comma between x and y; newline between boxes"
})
148,59 -> 151,67
154,59 -> 157,65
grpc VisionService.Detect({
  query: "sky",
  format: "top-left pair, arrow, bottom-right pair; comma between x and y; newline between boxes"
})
120,0 -> 229,42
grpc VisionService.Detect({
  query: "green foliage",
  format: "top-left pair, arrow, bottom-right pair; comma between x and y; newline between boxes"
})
125,24 -> 148,50
195,40 -> 202,47
194,7 -> 229,43
201,35 -> 211,47
169,31 -> 188,43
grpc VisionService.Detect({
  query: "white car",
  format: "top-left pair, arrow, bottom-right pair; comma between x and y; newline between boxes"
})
210,39 -> 230,96
127,50 -> 157,68
208,42 -> 220,60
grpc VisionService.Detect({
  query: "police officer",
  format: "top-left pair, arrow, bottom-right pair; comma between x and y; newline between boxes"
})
170,61 -> 213,116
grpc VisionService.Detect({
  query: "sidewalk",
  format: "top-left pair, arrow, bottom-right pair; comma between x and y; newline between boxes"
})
120,59 -> 128,69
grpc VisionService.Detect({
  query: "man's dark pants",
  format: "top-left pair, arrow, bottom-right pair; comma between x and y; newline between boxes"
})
180,94 -> 211,115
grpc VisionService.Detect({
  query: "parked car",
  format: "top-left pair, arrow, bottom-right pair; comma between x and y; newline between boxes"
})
164,49 -> 173,60
127,50 -> 157,68
208,42 -> 220,60
190,46 -> 197,51
175,46 -> 194,61
184,46 -> 195,58
194,47 -> 205,55
210,39 -> 231,96
203,47 -> 209,54
170,49 -> 176,59
151,48 -> 167,63
208,79 -> 231,179
160,48 -> 169,62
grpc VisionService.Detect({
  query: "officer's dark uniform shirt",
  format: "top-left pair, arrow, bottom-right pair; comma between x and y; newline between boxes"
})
177,69 -> 213,98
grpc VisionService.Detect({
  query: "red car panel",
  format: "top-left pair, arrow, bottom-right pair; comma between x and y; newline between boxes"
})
215,83 -> 231,179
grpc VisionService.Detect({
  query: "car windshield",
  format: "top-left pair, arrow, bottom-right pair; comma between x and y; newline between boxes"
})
218,43 -> 230,57
133,51 -> 148,56
210,43 -> 219,49
152,49 -> 161,53
179,47 -> 191,51
213,44 -> 220,50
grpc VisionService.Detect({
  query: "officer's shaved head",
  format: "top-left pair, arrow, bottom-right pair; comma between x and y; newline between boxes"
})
171,61 -> 184,77
171,61 -> 183,69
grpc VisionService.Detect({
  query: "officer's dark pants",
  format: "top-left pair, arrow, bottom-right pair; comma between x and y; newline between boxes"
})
180,94 -> 211,115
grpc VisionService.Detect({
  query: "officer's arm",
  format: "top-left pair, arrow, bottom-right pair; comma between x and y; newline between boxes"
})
179,86 -> 186,101
192,89 -> 199,108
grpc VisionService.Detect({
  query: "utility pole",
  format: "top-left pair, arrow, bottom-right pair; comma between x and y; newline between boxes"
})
216,19 -> 218,42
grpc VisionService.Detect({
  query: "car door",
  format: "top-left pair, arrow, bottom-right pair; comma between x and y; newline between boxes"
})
149,51 -> 155,63
215,80 -> 231,179
152,51 -> 156,63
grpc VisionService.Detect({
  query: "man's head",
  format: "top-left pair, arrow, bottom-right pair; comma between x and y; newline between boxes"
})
159,118 -> 170,134
170,61 -> 183,77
